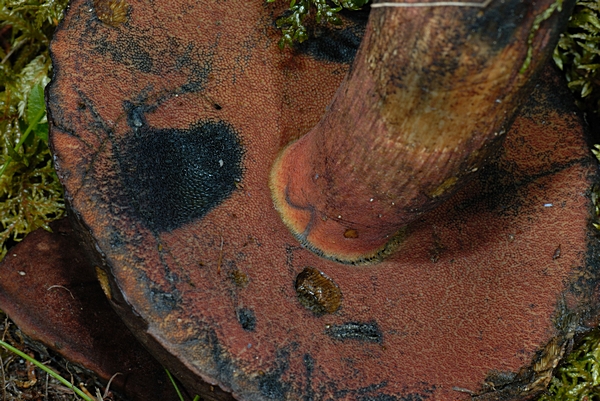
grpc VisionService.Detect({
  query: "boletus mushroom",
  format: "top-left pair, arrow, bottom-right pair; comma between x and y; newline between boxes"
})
47,0 -> 600,400
270,0 -> 570,264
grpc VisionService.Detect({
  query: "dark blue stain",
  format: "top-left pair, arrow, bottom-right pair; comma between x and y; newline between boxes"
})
109,230 -> 124,248
466,0 -> 529,52
149,288 -> 182,312
236,308 -> 256,331
259,372 -> 287,399
358,395 -> 398,401
359,394 -> 430,401
296,9 -> 368,64
118,112 -> 243,233
325,321 -> 383,344
303,354 -> 315,401
93,35 -> 153,73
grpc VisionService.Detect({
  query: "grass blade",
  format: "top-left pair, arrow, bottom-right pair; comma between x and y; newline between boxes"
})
165,368 -> 185,401
0,339 -> 94,401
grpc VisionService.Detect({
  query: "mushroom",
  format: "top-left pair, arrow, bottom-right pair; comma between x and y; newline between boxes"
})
0,219 -> 196,401
46,0 -> 600,400
270,1 -> 573,263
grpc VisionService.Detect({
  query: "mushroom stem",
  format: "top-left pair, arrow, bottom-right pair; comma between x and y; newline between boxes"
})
270,0 -> 574,264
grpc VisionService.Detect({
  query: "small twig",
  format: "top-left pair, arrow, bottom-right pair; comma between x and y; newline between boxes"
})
47,285 -> 75,300
0,352 -> 6,401
45,370 -> 49,401
0,39 -> 26,65
452,386 -> 476,394
79,383 -> 95,400
371,0 -> 491,7
0,25 -> 12,52
102,372 -> 121,399
2,316 -> 10,343
217,236 -> 224,275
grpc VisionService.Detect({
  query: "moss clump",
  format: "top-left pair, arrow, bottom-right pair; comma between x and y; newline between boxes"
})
267,0 -> 369,48
538,330 -> 600,400
0,0 -> 68,260
538,3 -> 600,400
554,1 -> 600,114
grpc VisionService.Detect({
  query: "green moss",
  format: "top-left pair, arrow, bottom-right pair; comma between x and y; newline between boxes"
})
521,0 -> 565,73
539,3 -> 600,400
267,0 -> 368,48
538,330 -> 600,400
554,0 -> 600,114
0,0 -> 68,260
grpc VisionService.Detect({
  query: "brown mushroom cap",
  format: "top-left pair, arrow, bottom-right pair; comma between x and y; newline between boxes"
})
0,219 -> 193,401
47,1 -> 600,400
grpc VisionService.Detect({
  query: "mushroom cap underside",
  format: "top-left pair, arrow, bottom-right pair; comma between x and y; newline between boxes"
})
47,0 -> 600,399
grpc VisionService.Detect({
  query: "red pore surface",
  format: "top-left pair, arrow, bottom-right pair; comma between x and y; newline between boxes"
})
269,1 -> 573,264
48,0 -> 600,399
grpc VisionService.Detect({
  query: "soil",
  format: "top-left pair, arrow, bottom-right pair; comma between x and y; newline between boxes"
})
0,312 -> 130,401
